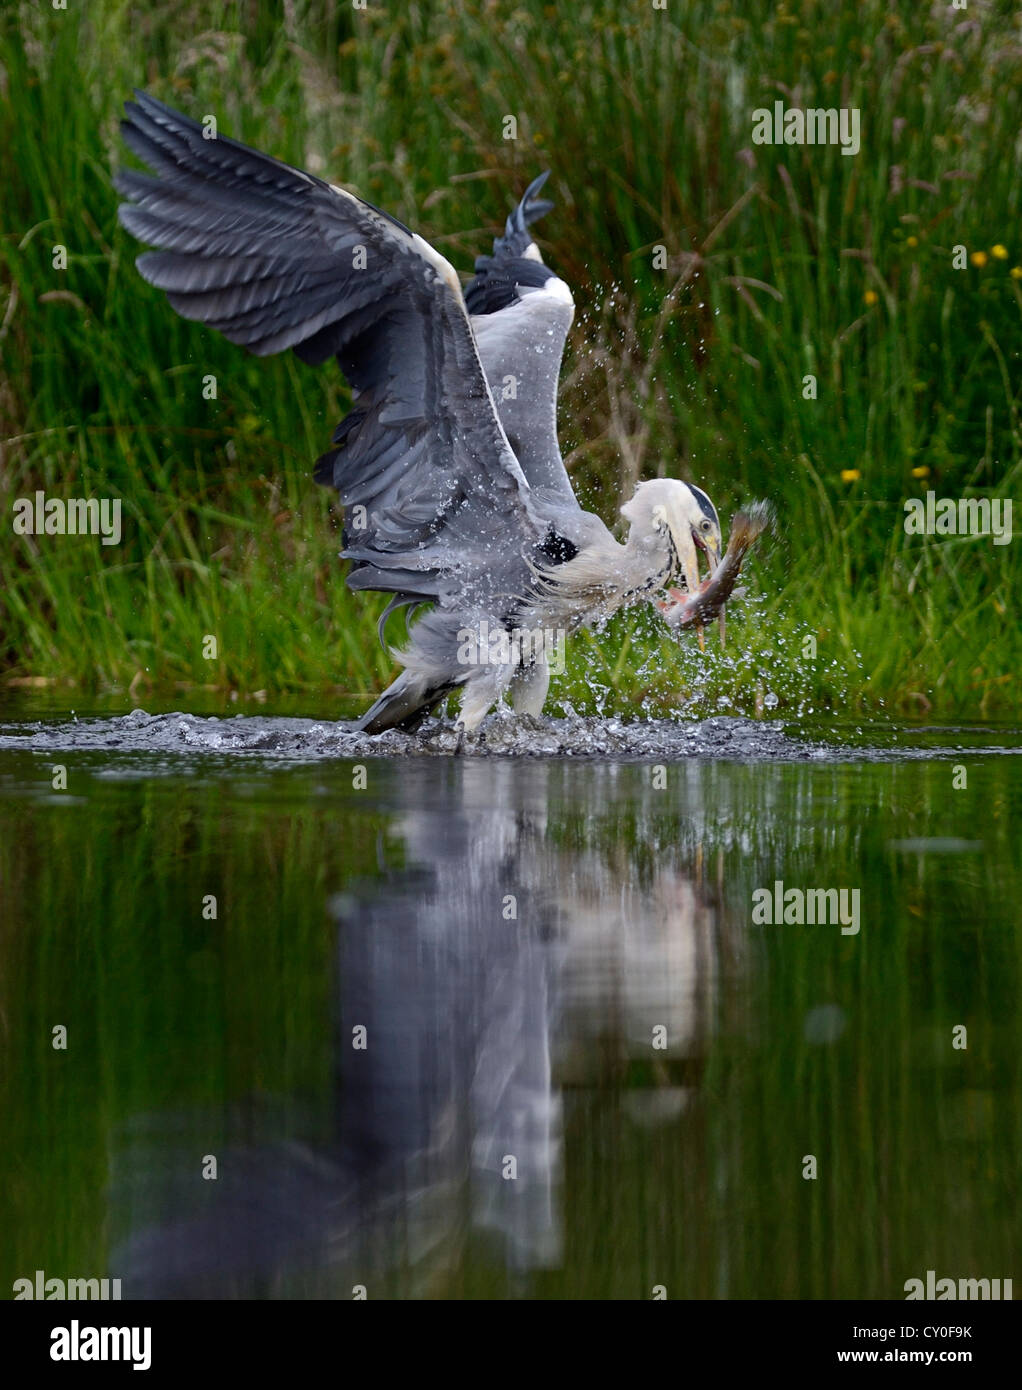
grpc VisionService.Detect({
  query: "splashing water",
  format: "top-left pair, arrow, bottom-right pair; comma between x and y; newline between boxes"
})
1,708 -> 1018,766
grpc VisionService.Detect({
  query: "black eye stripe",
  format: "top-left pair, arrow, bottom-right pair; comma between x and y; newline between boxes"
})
688,484 -> 719,529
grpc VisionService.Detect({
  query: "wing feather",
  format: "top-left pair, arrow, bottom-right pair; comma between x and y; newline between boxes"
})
117,91 -> 543,601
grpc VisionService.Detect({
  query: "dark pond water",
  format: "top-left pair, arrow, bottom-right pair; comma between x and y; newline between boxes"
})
1,700 -> 1019,1299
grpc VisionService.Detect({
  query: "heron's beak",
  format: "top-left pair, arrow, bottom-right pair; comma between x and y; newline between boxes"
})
702,534 -> 725,646
703,533 -> 722,578
669,532 -> 702,648
673,531 -> 702,601
695,530 -> 723,647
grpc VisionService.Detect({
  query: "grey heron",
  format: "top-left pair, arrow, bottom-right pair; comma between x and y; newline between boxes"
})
117,92 -> 726,734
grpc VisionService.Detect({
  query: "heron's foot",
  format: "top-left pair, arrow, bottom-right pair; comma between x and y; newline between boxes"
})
453,720 -> 487,754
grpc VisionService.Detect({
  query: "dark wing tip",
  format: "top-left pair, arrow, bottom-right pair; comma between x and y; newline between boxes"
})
123,88 -> 199,134
463,172 -> 560,315
506,171 -> 555,241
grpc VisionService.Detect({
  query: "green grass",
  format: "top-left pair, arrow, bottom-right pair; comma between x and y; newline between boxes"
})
1,0 -> 1020,717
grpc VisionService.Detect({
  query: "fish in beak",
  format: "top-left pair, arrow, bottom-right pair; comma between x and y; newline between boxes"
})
671,524 -> 721,650
657,503 -> 771,643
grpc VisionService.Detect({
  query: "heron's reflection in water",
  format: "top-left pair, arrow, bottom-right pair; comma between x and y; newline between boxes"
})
114,761 -> 736,1297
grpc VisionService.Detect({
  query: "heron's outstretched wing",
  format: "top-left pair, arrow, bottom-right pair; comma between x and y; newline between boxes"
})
116,91 -> 543,603
464,176 -> 581,514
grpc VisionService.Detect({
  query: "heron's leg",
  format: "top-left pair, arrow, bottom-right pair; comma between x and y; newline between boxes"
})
509,656 -> 550,718
453,719 -> 487,756
456,664 -> 511,736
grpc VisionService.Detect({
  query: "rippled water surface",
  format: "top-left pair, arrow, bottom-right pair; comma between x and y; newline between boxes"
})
1,699 -> 1019,1299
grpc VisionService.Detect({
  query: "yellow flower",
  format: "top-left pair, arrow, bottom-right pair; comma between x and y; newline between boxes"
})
911,466 -> 930,479
970,251 -> 988,268
840,469 -> 861,482
991,245 -> 1009,260
864,289 -> 879,306
1011,267 -> 1022,280
906,236 -> 918,248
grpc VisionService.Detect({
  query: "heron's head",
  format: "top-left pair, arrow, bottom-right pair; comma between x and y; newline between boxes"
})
620,479 -> 722,596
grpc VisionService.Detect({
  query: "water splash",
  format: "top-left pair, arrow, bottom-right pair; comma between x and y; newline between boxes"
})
0,708 -> 1018,765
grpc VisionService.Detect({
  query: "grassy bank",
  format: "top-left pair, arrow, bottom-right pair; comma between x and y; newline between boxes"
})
1,0 -> 1019,717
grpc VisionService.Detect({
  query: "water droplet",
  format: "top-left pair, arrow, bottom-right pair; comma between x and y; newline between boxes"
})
804,1005 -> 846,1045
